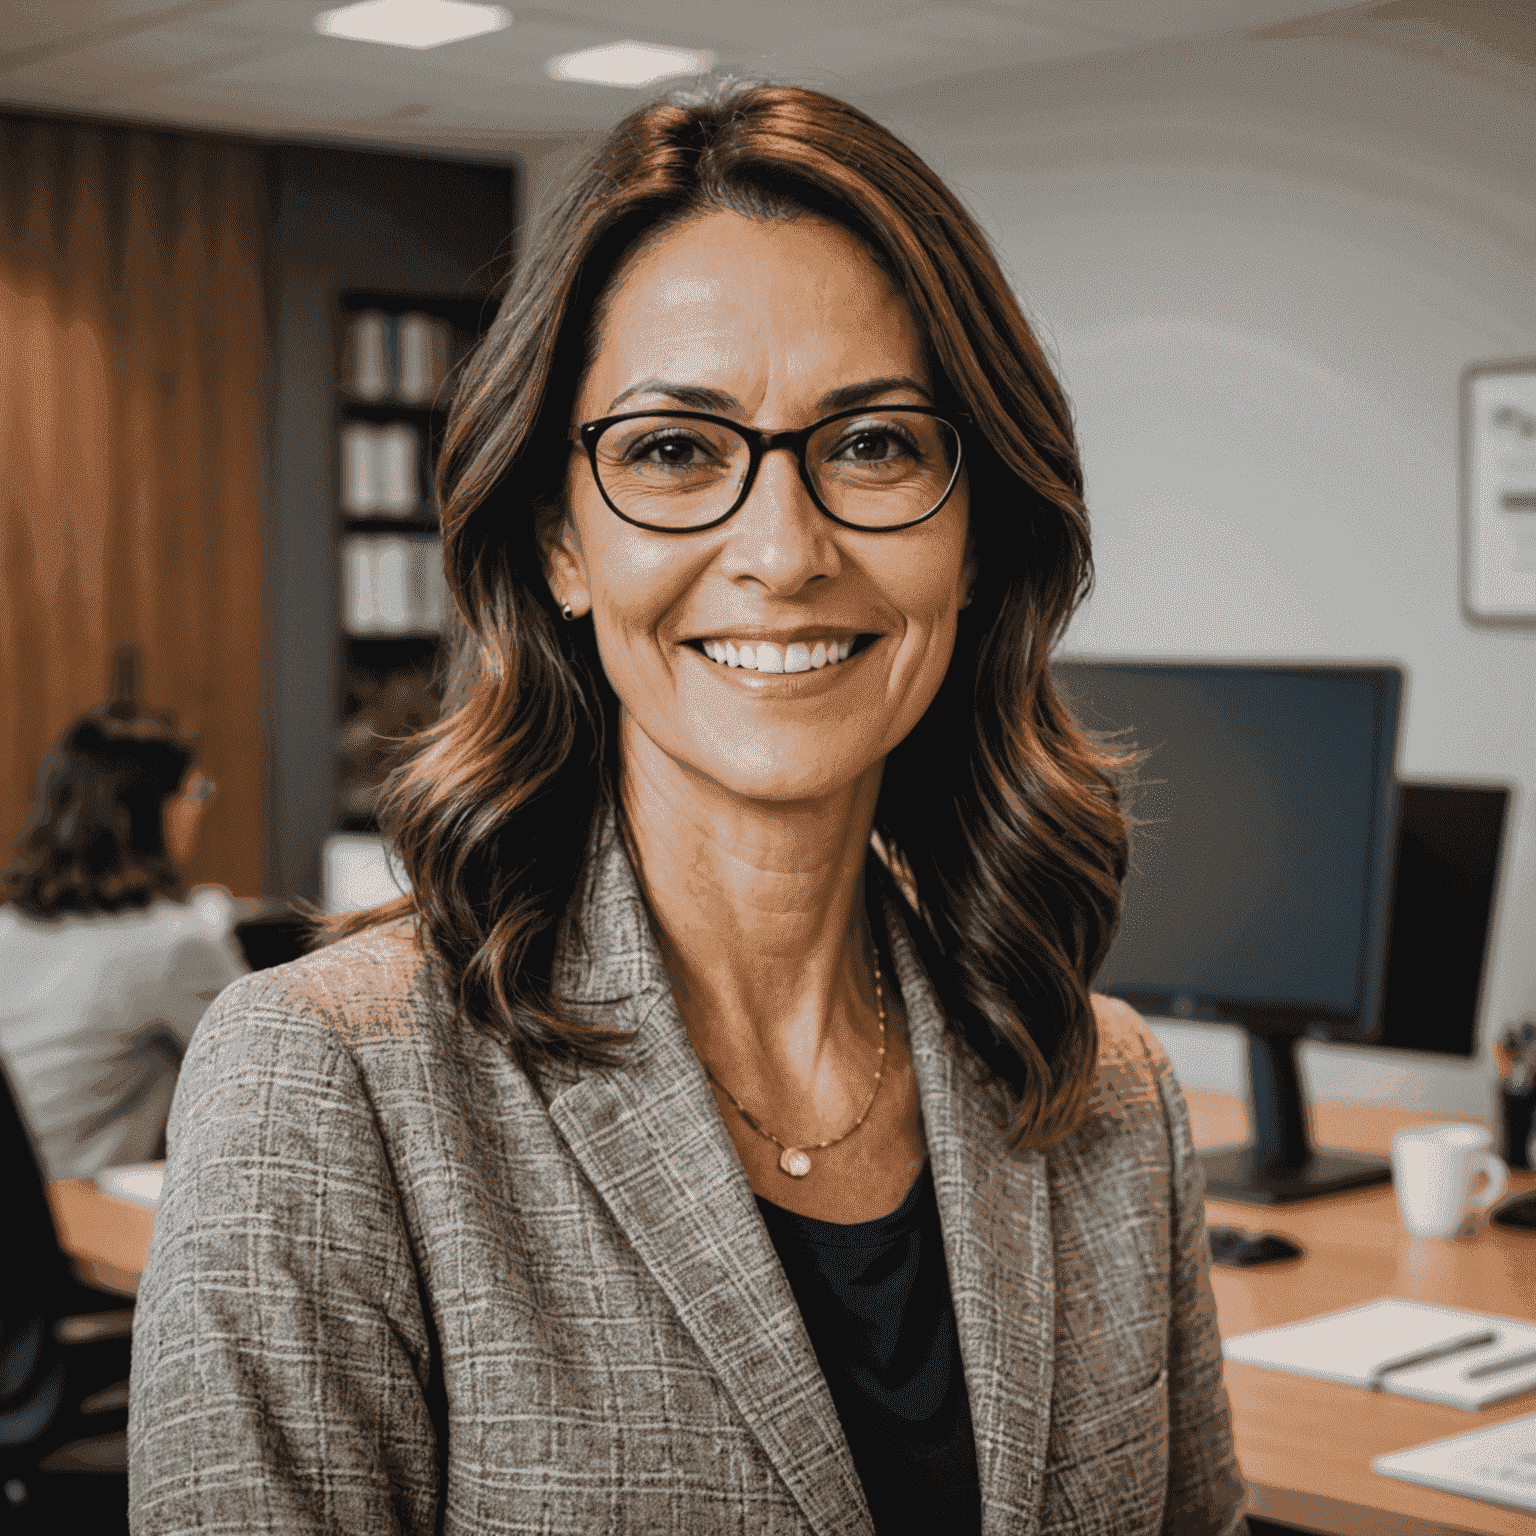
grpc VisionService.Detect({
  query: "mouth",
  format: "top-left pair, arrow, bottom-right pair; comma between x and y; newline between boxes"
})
685,634 -> 875,675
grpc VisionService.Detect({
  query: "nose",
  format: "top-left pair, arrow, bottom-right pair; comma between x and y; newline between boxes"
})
716,444 -> 841,596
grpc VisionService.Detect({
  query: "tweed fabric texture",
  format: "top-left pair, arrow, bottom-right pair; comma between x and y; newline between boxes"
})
128,831 -> 1248,1534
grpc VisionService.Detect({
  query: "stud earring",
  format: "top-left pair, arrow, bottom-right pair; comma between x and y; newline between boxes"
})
561,602 -> 573,621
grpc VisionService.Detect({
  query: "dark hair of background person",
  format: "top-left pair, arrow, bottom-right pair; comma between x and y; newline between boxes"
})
2,708 -> 196,920
336,77 -> 1134,1151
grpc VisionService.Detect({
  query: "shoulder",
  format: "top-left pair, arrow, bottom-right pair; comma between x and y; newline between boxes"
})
165,918 -> 452,1163
196,917 -> 438,1054
1086,991 -> 1176,1118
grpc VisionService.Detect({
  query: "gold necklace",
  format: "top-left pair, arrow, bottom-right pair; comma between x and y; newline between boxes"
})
701,951 -> 887,1179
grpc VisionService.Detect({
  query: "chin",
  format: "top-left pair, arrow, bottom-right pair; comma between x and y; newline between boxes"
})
685,737 -> 874,807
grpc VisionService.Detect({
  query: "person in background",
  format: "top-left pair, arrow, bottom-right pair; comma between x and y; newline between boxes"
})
0,705 -> 248,1182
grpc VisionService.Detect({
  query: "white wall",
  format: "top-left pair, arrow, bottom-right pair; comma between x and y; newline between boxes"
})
876,15 -> 1535,1121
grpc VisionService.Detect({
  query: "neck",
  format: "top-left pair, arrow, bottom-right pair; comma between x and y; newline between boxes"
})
619,714 -> 884,1094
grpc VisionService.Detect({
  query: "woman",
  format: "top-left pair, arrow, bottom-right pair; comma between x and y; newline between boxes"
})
128,81 -> 1246,1535
0,706 -> 246,1182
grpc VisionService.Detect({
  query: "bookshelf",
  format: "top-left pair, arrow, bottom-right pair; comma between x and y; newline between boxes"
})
333,293 -> 485,832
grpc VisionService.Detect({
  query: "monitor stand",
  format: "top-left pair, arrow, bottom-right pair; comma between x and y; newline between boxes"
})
1199,1026 -> 1390,1204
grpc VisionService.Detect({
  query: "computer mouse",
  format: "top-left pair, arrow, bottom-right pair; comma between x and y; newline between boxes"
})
1207,1226 -> 1306,1268
1491,1191 -> 1536,1230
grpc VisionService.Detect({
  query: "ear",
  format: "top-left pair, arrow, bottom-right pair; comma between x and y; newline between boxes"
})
537,505 -> 591,620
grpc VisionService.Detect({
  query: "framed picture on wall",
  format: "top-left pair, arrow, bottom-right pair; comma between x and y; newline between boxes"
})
1462,358 -> 1536,622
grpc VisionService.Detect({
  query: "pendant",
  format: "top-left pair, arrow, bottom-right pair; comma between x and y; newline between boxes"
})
778,1147 -> 812,1178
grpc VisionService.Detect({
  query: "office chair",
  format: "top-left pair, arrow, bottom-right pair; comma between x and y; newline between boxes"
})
0,1060 -> 134,1533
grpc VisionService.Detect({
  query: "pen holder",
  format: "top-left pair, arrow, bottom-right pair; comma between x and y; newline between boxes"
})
1498,1086 -> 1535,1172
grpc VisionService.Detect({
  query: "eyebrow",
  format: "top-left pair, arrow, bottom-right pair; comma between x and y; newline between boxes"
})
604,374 -> 932,414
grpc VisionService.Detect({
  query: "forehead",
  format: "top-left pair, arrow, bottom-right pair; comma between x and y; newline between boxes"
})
579,208 -> 930,411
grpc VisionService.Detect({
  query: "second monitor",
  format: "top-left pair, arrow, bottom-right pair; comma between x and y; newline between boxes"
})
1056,659 -> 1402,1203
1056,658 -> 1508,1203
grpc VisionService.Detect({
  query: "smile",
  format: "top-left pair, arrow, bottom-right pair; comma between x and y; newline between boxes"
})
693,637 -> 860,674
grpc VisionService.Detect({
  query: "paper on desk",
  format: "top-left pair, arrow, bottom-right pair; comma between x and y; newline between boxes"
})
1374,1412 -> 1536,1514
94,1162 -> 164,1209
1223,1299 -> 1536,1410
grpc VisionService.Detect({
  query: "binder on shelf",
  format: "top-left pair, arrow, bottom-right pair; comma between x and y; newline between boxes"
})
396,312 -> 452,404
341,422 -> 377,514
342,534 -> 447,635
340,422 -> 421,516
343,309 -> 453,404
374,539 -> 409,629
344,309 -> 392,400
343,537 -> 380,631
377,424 -> 420,513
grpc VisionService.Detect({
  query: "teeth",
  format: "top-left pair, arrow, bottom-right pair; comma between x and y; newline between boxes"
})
699,638 -> 857,672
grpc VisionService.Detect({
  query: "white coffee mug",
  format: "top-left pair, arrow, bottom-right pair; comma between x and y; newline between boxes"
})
1391,1123 -> 1508,1239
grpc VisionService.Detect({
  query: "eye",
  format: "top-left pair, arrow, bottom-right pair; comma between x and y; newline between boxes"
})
625,429 -> 719,467
827,421 -> 922,466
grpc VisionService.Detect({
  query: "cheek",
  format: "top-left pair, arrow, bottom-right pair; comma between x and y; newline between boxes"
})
892,525 -> 969,648
570,497 -> 696,680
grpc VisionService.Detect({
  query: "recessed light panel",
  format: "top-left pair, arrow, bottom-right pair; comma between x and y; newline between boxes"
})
545,40 -> 716,88
315,0 -> 511,50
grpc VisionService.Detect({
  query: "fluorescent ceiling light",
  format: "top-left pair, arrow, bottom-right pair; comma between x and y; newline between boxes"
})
545,40 -> 716,88
315,0 -> 510,49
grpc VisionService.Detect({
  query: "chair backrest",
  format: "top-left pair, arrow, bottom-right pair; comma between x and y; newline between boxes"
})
0,1058 -> 76,1323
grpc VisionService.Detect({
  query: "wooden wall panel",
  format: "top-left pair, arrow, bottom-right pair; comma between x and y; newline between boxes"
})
0,116 -> 268,895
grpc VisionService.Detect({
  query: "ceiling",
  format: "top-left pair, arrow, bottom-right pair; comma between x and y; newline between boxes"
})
1,0 -> 1361,156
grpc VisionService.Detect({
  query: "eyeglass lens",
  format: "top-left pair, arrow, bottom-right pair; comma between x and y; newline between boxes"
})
590,409 -> 961,530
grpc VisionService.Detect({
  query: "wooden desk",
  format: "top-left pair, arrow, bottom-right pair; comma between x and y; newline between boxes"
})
47,1178 -> 155,1299
1188,1090 -> 1536,1536
50,1096 -> 1536,1534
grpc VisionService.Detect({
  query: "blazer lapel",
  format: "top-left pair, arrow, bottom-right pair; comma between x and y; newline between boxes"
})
884,895 -> 1054,1536
546,831 -> 872,1536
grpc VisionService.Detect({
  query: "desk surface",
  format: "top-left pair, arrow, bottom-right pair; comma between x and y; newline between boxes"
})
49,1092 -> 1536,1536
1189,1091 -> 1536,1536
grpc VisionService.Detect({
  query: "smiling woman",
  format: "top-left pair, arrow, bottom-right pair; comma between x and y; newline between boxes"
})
127,80 -> 1248,1536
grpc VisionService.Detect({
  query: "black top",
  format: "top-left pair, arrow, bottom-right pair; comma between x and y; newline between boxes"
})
755,1163 -> 982,1535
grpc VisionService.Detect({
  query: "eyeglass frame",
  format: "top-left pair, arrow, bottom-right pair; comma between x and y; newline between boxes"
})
571,404 -> 968,534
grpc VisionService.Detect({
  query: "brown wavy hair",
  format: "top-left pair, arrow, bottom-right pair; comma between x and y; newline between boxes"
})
4,708 -> 196,919
342,79 -> 1132,1149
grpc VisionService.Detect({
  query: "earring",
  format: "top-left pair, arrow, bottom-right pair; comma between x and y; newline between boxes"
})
561,602 -> 573,621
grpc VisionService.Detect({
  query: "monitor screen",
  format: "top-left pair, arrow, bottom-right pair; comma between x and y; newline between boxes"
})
1053,660 -> 1403,1037
1378,781 -> 1508,1058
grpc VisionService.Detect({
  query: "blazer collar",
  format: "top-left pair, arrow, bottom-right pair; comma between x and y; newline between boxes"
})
883,893 -> 1054,1536
546,827 -> 1054,1536
546,826 -> 872,1536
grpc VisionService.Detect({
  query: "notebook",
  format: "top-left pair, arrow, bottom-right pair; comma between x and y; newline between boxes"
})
94,1162 -> 165,1209
1223,1299 -> 1536,1410
1374,1413 -> 1536,1514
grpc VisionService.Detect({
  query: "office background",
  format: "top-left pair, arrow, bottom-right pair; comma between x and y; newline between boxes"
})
1,1 -> 1531,1119
870,9 -> 1536,1117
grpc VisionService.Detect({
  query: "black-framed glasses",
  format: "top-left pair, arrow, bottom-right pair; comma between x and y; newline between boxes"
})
573,405 -> 965,533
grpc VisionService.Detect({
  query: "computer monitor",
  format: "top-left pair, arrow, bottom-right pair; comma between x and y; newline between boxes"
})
1053,658 -> 1405,1203
1379,780 -> 1509,1060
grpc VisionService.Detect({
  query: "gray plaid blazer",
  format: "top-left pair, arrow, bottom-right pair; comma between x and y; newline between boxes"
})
128,831 -> 1248,1535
